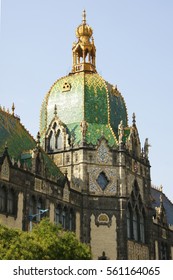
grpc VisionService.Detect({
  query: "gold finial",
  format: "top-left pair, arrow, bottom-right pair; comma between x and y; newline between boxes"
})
72,11 -> 96,73
82,10 -> 86,24
12,102 -> 15,115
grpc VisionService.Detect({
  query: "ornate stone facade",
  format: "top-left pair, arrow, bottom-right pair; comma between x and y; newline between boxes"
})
0,11 -> 173,260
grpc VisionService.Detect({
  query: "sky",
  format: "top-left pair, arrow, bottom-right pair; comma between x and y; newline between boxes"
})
0,0 -> 173,201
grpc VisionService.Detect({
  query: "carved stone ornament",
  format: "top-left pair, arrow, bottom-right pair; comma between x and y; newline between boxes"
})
98,213 -> 109,224
97,141 -> 111,164
95,213 -> 112,227
1,157 -> 10,181
118,120 -> 124,144
80,120 -> 88,140
63,183 -> 70,202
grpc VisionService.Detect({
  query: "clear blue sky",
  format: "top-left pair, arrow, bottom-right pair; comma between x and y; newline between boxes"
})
0,0 -> 173,201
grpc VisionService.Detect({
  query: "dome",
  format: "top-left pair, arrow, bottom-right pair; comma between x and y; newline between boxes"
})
40,72 -> 128,147
76,24 -> 93,39
40,11 -> 128,148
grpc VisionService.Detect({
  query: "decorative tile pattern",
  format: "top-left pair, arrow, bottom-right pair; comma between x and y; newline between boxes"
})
0,109 -> 64,181
88,165 -> 116,195
40,72 -> 129,148
97,140 -> 112,164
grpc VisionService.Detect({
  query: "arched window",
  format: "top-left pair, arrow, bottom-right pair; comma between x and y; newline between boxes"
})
126,204 -> 133,239
126,181 -> 146,243
55,129 -> 63,150
7,189 -> 14,214
140,211 -> 145,243
48,126 -> 63,151
0,186 -> 6,212
133,209 -> 138,241
48,131 -> 54,151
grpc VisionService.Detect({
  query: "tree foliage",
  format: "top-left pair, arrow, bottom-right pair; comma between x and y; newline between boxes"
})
0,219 -> 92,260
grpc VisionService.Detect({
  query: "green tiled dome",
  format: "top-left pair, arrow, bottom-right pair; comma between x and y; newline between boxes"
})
40,72 -> 128,147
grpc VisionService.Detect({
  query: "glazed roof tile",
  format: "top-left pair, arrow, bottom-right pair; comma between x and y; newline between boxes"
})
0,108 -> 64,182
40,72 -> 129,147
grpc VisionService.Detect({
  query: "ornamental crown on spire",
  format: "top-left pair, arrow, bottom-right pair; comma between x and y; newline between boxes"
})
71,10 -> 96,73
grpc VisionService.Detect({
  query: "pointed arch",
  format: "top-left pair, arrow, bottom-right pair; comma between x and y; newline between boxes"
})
126,180 -> 146,243
46,118 -> 68,152
127,203 -> 133,239
55,129 -> 63,150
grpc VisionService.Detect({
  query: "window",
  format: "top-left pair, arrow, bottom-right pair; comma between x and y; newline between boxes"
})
29,196 -> 36,216
133,210 -> 138,241
55,129 -> 63,150
127,204 -> 133,239
48,126 -> 63,152
55,206 -> 61,225
161,242 -> 168,260
36,198 -> 43,222
29,196 -> 44,222
0,187 -> 17,216
69,210 -> 74,231
62,209 -> 66,229
126,181 -> 145,243
48,131 -> 54,151
7,189 -> 14,214
0,187 -> 6,212
96,172 -> 109,190
140,212 -> 145,243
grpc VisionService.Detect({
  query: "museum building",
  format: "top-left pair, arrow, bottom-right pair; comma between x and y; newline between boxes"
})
0,11 -> 173,260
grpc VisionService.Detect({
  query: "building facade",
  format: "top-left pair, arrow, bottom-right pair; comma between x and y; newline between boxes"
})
0,11 -> 173,259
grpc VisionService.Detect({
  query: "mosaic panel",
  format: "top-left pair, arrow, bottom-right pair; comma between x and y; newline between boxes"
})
106,82 -> 128,139
97,140 -> 112,164
88,165 -> 116,195
86,123 -> 115,146
47,74 -> 84,126
84,74 -> 108,124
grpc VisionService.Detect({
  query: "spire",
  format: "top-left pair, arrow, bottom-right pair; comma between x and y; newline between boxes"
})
71,11 -> 96,73
82,9 -> 86,24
